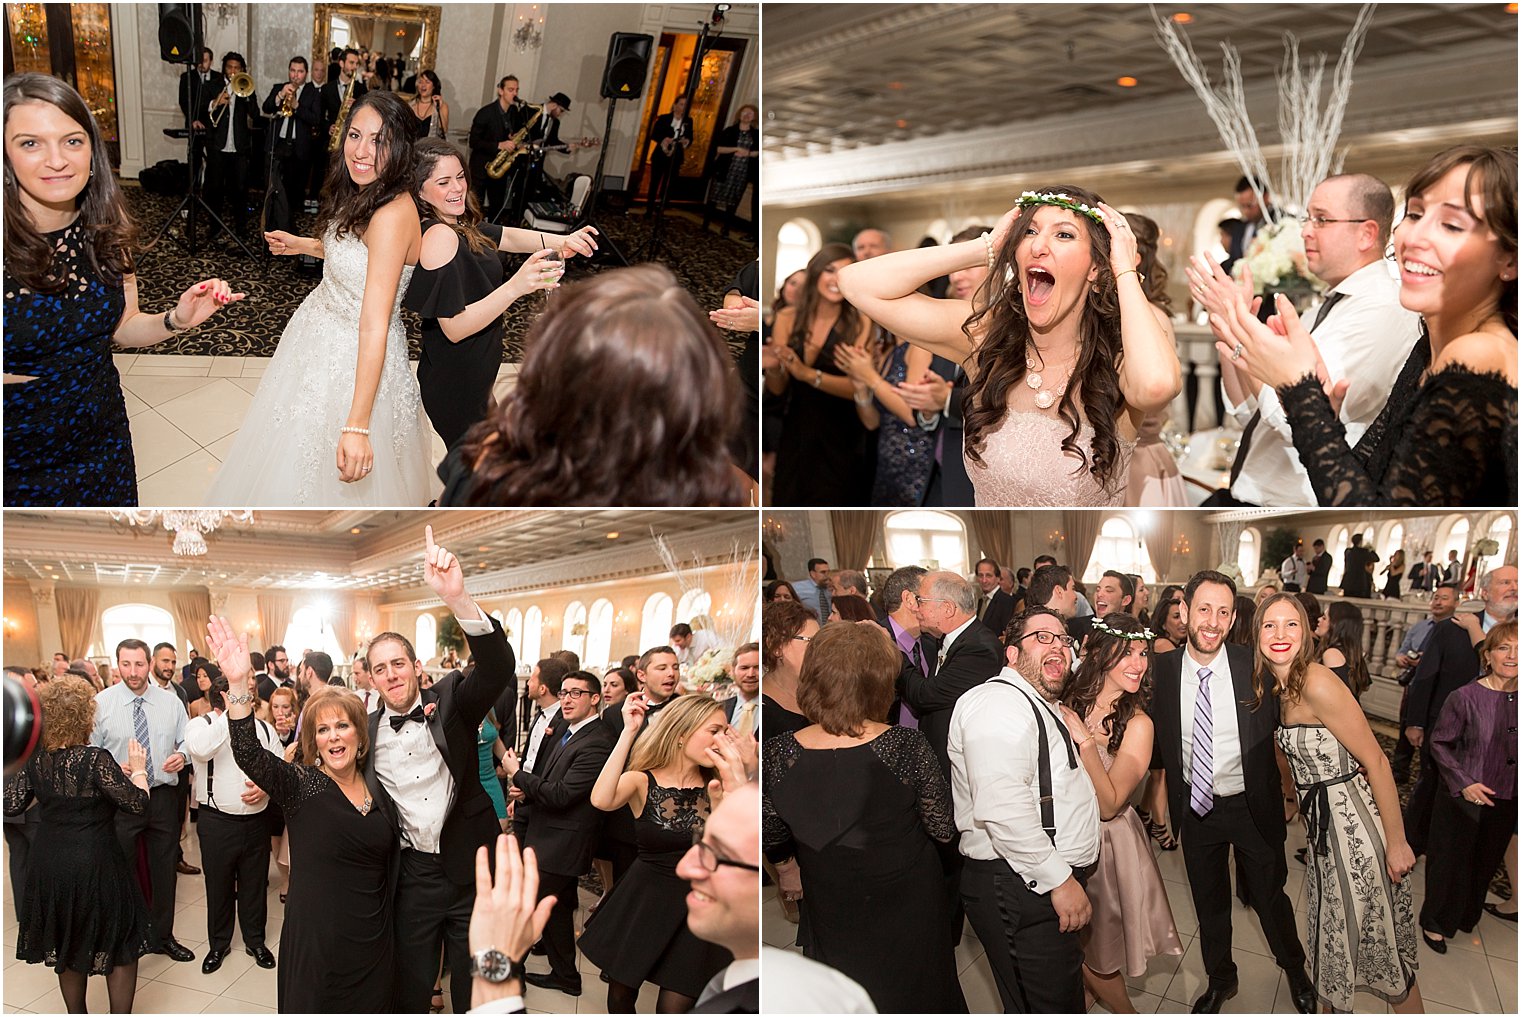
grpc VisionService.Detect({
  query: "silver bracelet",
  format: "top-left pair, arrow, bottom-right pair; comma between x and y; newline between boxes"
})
163,308 -> 185,333
226,691 -> 254,706
812,369 -> 823,389
339,426 -> 370,436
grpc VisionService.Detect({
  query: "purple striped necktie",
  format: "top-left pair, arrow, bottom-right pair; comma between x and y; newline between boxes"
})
1189,666 -> 1214,817
899,644 -> 923,730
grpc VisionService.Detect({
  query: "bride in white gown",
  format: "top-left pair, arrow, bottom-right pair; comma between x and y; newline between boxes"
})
206,91 -> 434,506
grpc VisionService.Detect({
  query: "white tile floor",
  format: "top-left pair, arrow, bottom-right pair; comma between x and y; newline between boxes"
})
762,818 -> 1518,1014
114,354 -> 521,506
2,823 -> 651,1015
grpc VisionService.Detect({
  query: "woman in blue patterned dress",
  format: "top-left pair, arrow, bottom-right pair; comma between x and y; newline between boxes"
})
3,73 -> 242,506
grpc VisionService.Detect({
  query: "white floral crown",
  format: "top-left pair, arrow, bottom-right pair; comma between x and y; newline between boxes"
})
1091,618 -> 1153,641
1017,190 -> 1105,224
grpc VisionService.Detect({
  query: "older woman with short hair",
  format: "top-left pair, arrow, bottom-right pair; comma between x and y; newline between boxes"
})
761,599 -> 818,740
762,622 -> 966,1013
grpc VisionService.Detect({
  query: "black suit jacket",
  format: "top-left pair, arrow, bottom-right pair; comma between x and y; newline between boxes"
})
650,113 -> 692,167
179,69 -> 224,123
362,616 -> 515,885
263,81 -> 324,160
467,101 -> 525,181
897,620 -> 1002,775
980,590 -> 1016,643
514,717 -> 615,876
1306,551 -> 1333,594
692,975 -> 759,1014
321,76 -> 368,133
207,93 -> 256,154
1151,643 -> 1285,842
1406,616 -> 1482,731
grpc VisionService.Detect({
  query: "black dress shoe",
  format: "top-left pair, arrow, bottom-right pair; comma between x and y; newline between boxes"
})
524,971 -> 582,997
201,948 -> 226,974
1286,969 -> 1317,1013
159,939 -> 196,962
247,945 -> 276,968
1485,902 -> 1519,922
1422,931 -> 1448,954
1191,982 -> 1238,1012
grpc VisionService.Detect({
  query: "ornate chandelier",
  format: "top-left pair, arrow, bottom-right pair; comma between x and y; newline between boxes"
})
109,510 -> 254,556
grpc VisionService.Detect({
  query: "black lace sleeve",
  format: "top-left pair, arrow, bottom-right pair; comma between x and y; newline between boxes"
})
92,746 -> 148,814
760,732 -> 800,862
1280,361 -> 1518,506
230,713 -> 325,818
3,769 -> 33,817
873,726 -> 956,842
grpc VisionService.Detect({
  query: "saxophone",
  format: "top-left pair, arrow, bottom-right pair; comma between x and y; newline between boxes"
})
328,79 -> 355,152
486,103 -> 542,179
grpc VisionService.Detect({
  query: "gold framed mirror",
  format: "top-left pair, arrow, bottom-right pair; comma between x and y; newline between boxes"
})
311,3 -> 440,76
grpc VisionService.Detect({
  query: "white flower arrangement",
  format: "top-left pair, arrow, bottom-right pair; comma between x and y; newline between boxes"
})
687,646 -> 734,691
1475,538 -> 1501,557
1232,218 -> 1323,298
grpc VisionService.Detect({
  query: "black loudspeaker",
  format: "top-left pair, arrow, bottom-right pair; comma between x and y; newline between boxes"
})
157,3 -> 202,65
600,32 -> 653,100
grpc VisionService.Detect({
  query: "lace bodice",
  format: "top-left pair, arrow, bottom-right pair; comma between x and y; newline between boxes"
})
5,744 -> 147,817
316,225 -> 415,319
968,409 -> 1135,506
229,713 -> 340,820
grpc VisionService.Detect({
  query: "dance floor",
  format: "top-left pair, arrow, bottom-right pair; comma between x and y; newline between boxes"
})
762,791 -> 1518,1015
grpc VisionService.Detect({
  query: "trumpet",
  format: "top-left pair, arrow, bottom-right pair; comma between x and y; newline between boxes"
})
209,72 -> 255,128
487,103 -> 542,179
278,82 -> 297,117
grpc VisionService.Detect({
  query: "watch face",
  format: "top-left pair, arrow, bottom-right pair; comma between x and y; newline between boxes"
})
473,948 -> 511,982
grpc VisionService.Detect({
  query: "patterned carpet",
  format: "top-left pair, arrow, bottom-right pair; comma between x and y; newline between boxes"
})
122,183 -> 755,362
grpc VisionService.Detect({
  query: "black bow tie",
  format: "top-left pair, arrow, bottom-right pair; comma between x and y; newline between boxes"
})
389,705 -> 426,731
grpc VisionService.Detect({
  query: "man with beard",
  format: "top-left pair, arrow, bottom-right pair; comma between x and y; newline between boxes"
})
722,642 -> 760,738
1151,571 -> 1313,1013
1068,570 -> 1133,646
256,645 -> 292,702
947,607 -> 1097,1013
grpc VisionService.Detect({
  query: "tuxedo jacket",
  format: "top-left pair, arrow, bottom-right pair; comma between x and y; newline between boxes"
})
897,620 -> 1002,774
1151,643 -> 1285,842
467,101 -> 526,180
262,82 -> 324,160
1406,616 -> 1481,731
980,589 -> 1016,644
179,69 -> 224,123
513,717 -> 615,876
321,76 -> 368,130
362,616 -> 515,886
1306,551 -> 1334,594
207,94 -> 256,155
692,975 -> 759,1014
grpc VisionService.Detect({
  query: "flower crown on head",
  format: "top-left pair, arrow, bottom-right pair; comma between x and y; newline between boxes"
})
1017,191 -> 1105,225
1091,618 -> 1154,641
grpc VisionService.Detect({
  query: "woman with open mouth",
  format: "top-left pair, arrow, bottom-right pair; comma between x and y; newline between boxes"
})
836,185 -> 1181,506
1256,593 -> 1423,1014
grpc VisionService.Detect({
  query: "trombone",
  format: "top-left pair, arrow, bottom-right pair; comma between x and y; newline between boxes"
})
209,72 -> 255,129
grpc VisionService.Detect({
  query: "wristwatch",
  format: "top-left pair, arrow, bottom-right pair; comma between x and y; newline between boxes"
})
470,947 -> 525,984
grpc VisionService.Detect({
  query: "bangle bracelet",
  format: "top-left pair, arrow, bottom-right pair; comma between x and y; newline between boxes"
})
1115,268 -> 1144,283
163,308 -> 184,333
979,231 -> 996,272
340,426 -> 370,435
226,692 -> 254,706
812,370 -> 823,389
853,390 -> 872,407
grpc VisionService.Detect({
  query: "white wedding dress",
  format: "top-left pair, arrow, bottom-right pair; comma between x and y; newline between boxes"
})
206,226 -> 435,506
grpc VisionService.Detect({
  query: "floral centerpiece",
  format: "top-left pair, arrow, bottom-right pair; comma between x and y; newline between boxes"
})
688,646 -> 735,696
1232,218 -> 1323,312
1474,538 -> 1501,558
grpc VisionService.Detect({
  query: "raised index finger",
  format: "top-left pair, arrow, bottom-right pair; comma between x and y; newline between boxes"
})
425,524 -> 436,557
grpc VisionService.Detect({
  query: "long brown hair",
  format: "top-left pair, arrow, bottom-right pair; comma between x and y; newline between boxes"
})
456,265 -> 743,505
962,184 -> 1125,490
1251,593 -> 1319,708
411,137 -> 494,255
1129,212 -> 1174,316
786,243 -> 861,355
315,90 -> 418,241
1063,612 -> 1151,754
3,73 -> 136,293
1323,601 -> 1370,699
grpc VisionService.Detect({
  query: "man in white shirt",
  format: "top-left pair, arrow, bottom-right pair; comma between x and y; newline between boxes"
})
723,643 -> 760,738
1280,544 -> 1309,592
361,526 -> 517,1014
352,656 -> 380,713
508,657 -> 569,842
948,607 -> 1098,1013
669,623 -> 696,666
183,676 -> 283,973
1209,173 -> 1421,506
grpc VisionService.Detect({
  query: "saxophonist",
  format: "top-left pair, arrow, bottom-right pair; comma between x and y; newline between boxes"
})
320,48 -> 367,193
467,75 -> 526,222
205,52 -> 255,240
262,56 -> 322,234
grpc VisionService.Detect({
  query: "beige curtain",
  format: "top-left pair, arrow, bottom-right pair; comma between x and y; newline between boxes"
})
169,589 -> 212,657
968,513 -> 1016,576
350,18 -> 375,50
829,511 -> 882,572
1064,511 -> 1103,581
258,593 -> 295,652
328,595 -> 356,661
55,587 -> 98,660
1138,511 -> 1176,582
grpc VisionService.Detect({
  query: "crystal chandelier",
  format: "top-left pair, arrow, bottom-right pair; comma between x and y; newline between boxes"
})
513,7 -> 544,52
109,510 -> 254,556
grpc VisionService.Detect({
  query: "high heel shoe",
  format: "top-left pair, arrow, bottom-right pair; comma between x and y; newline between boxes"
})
1421,930 -> 1448,954
1146,817 -> 1178,851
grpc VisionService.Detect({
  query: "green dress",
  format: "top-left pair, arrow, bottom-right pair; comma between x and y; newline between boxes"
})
477,717 -> 507,821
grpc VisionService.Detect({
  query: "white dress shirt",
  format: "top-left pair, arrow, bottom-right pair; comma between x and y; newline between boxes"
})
184,710 -> 281,814
760,949 -> 875,1014
1226,259 -> 1421,505
91,682 -> 187,788
948,668 -> 1100,894
1280,555 -> 1308,588
522,700 -> 562,773
1179,647 -> 1246,798
373,608 -> 496,853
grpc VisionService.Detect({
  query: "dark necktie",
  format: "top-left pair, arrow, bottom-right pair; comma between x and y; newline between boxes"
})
389,705 -> 425,731
1228,290 -> 1347,489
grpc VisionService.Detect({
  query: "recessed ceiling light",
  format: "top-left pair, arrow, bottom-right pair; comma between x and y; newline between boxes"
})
350,527 -> 362,535
895,118 -> 909,129
606,532 -> 620,539
1117,76 -> 1138,88
1171,11 -> 1193,23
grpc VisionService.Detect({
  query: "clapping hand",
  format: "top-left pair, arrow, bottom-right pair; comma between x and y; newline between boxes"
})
896,371 -> 953,413
175,280 -> 246,330
709,296 -> 760,334
833,342 -> 879,384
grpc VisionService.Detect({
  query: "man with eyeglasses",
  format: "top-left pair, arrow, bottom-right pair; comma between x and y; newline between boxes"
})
680,781 -> 763,1013
947,607 -> 1098,1013
501,671 -> 614,998
1203,172 -> 1420,507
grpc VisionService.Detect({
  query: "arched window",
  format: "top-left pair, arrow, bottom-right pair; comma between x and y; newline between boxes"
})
504,608 -> 524,663
281,605 -> 347,663
676,589 -> 711,624
1326,526 -> 1350,588
1237,528 -> 1260,586
586,599 -> 614,670
522,607 -> 543,666
884,510 -> 968,576
414,614 -> 438,663
100,604 -> 175,659
639,592 -> 674,653
1082,516 -> 1158,584
563,601 -> 588,661
1439,517 -> 1470,565
330,16 -> 352,49
773,218 -> 821,289
1381,522 -> 1405,561
1488,514 -> 1514,563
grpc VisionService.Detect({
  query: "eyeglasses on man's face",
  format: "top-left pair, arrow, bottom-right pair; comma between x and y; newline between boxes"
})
688,829 -> 760,874
558,687 -> 595,700
1018,629 -> 1076,649
1303,215 -> 1372,230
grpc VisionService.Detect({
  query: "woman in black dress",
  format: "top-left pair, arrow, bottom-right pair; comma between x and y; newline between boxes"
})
581,694 -> 743,1012
762,622 -> 967,1013
4,676 -> 151,1013
765,243 -> 875,504
208,616 -> 397,1014
1204,144 -> 1517,505
3,73 -> 242,506
405,137 -> 598,449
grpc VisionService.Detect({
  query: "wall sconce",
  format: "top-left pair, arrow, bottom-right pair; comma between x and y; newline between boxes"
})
1046,530 -> 1066,553
1174,535 -> 1192,556
2,616 -> 18,633
513,6 -> 544,51
762,517 -> 788,542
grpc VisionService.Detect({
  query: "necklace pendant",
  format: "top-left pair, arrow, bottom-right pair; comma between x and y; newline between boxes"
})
1025,355 -> 1039,371
1026,372 -> 1043,390
1035,389 -> 1057,409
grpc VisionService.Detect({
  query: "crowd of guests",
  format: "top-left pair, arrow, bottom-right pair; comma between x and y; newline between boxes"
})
764,144 -> 1516,508
761,550 -> 1517,1013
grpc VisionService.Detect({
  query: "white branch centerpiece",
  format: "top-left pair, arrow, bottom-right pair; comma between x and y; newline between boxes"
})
652,532 -> 759,694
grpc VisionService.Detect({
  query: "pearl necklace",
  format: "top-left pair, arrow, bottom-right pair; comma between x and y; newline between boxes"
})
1025,349 -> 1078,410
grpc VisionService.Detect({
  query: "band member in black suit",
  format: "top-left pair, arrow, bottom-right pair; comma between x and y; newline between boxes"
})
359,526 -> 516,1014
319,48 -> 367,183
504,91 -> 577,223
896,571 -> 1002,777
178,47 -> 222,185
468,76 -> 527,222
501,670 -> 616,997
1151,570 -> 1314,1014
648,94 -> 693,212
204,52 -> 255,237
262,56 -> 323,232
